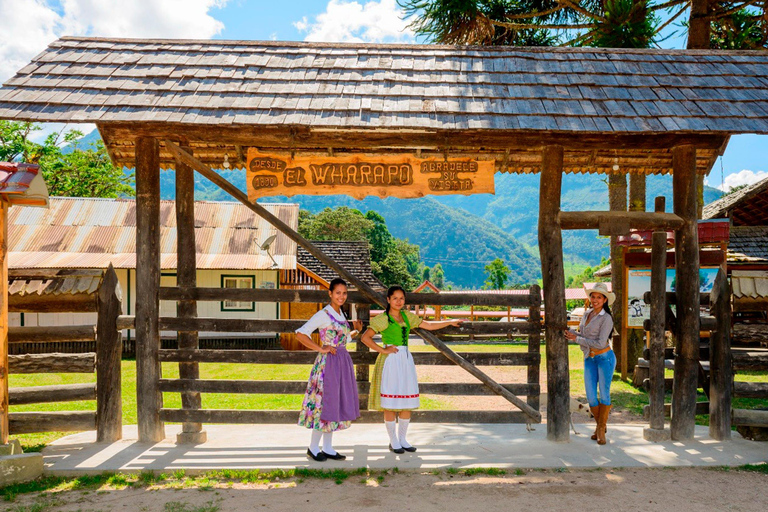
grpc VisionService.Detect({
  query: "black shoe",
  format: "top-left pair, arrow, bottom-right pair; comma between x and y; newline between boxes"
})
389,444 -> 405,454
402,445 -> 417,453
322,451 -> 346,460
307,448 -> 327,461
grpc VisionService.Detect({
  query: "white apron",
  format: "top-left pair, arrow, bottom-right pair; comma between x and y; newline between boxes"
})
380,346 -> 420,410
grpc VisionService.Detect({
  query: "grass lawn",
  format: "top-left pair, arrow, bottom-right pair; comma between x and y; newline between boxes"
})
9,343 -> 768,450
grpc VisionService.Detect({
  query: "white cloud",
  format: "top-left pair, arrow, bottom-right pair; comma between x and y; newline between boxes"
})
295,0 -> 414,43
708,169 -> 768,192
0,0 -> 228,84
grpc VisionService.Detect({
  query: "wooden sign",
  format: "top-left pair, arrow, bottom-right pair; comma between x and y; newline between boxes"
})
246,150 -> 495,200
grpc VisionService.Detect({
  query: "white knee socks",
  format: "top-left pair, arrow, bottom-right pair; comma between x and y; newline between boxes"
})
322,432 -> 336,455
385,420 -> 401,449
309,429 -> 323,456
398,418 -> 412,449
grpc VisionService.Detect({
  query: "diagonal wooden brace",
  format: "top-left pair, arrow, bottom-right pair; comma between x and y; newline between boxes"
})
164,139 -> 541,424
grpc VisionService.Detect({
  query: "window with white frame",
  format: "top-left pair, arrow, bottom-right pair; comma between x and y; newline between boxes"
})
221,275 -> 255,311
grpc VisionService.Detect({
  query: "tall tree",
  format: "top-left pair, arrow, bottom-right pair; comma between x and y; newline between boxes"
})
484,257 -> 511,289
432,263 -> 446,288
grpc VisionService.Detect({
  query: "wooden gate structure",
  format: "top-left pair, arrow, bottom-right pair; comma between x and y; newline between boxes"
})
3,38 -> 768,443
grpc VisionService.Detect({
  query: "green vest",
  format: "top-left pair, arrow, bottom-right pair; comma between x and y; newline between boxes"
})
381,313 -> 411,346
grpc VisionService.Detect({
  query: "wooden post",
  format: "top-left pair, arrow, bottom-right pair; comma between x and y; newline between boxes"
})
135,136 -> 165,443
96,264 -> 123,442
527,284 -> 542,412
643,197 -> 671,442
697,175 -> 705,219
671,145 -> 700,441
709,268 -> 732,440
175,146 -> 206,444
539,145 -> 569,442
355,305 -> 371,411
608,173 -> 627,379
629,174 -> 646,212
0,204 -> 8,445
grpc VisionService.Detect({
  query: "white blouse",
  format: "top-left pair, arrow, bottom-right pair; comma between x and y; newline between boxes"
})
295,305 -> 349,337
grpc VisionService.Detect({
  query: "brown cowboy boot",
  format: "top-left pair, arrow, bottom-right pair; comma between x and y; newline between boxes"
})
590,405 -> 602,441
597,405 -> 612,445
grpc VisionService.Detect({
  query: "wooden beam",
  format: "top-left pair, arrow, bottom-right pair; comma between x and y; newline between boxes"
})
104,123 -> 729,152
643,291 -> 710,307
9,353 -> 95,374
527,284 -> 542,412
135,136 -> 164,443
647,196 -> 667,433
175,144 -> 203,439
8,325 -> 96,343
0,204 -> 8,444
643,401 -> 709,418
159,409 -> 534,425
9,383 -> 96,405
732,408 -> 768,427
96,265 -> 123,443
671,145 -> 700,442
159,287 -> 537,308
732,352 -> 768,371
155,317 -> 539,335
642,315 -> 716,332
158,349 -> 539,367
8,293 -> 98,313
158,379 -> 538,397
708,268 -> 732,440
733,381 -> 768,398
559,211 -> 684,231
9,411 -> 96,435
608,173 -> 627,379
164,139 -> 541,423
539,144 -> 569,441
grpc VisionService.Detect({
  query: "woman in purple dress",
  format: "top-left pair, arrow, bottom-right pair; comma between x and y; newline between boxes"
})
295,278 -> 362,461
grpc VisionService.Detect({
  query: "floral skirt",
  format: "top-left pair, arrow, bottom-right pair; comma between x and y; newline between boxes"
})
298,348 -> 359,432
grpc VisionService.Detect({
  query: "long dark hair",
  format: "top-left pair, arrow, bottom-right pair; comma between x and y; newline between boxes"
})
385,285 -> 406,316
328,278 -> 349,323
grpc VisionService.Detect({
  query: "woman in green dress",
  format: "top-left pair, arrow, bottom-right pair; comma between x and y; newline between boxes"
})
360,285 -> 461,453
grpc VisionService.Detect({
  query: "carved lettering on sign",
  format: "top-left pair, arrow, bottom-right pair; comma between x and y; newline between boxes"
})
246,149 -> 495,200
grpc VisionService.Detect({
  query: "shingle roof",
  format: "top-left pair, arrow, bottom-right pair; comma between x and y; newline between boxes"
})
702,175 -> 768,225
3,38 -> 768,134
297,240 -> 384,291
728,226 -> 768,263
1,37 -> 766,174
8,196 -> 298,270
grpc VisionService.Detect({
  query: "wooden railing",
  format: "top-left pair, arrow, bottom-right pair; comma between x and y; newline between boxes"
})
7,267 -> 123,442
128,284 -> 543,425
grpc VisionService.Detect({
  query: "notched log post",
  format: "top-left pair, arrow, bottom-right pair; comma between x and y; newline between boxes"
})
709,269 -> 732,440
135,136 -> 165,443
96,265 -> 123,442
175,145 -> 206,445
671,145 -> 700,441
539,145 -> 569,441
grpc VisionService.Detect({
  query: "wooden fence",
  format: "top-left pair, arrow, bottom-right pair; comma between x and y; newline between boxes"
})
7,267 -> 123,442
123,285 -> 543,426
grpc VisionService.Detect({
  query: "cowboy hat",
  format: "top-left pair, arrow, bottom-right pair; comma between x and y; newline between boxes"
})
584,282 -> 615,306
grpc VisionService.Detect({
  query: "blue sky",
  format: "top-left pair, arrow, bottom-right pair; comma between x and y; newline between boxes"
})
0,0 -> 765,191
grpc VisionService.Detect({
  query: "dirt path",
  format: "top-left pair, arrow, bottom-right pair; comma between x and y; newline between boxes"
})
10,467 -> 768,512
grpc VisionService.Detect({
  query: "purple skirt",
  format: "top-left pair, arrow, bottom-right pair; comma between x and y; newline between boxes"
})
320,346 -> 360,422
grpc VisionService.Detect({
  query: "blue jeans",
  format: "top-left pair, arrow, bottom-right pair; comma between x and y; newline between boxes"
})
584,350 -> 616,407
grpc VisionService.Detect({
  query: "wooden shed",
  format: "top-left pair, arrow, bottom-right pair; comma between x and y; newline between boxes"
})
3,37 -> 768,443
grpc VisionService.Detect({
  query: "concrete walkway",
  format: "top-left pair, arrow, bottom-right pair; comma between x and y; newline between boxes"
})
42,423 -> 768,475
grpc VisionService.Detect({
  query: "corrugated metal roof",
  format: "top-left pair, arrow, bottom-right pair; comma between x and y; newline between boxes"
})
8,197 -> 298,270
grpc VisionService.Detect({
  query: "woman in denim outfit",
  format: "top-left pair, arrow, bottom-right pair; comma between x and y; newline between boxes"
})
565,282 -> 616,445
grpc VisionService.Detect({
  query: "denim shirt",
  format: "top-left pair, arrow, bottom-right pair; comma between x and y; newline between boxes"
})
576,308 -> 614,358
